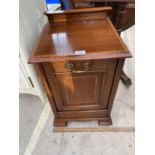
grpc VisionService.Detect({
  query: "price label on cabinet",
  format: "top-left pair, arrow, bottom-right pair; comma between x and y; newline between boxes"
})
75,50 -> 86,55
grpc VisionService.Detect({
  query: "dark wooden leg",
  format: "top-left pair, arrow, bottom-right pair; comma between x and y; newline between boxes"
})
120,70 -> 132,86
115,20 -> 132,87
54,119 -> 68,127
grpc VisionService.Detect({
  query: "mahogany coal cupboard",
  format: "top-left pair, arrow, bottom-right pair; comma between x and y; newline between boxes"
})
29,7 -> 132,127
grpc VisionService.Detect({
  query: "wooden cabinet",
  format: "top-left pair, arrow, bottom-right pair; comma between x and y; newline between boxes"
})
29,7 -> 132,127
42,60 -> 117,111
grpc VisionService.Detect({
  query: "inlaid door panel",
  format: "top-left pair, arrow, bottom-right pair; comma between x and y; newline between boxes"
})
42,60 -> 117,111
56,71 -> 105,106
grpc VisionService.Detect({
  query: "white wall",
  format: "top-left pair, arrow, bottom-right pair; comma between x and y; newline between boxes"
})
19,0 -> 48,102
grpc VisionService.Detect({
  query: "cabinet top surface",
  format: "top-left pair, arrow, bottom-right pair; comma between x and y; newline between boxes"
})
29,9 -> 131,63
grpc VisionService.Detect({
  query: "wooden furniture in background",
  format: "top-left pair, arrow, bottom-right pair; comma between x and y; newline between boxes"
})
29,7 -> 132,127
60,0 -> 135,32
59,0 -> 134,86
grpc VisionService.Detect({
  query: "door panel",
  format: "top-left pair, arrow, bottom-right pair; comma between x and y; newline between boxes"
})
56,71 -> 105,105
42,60 -> 117,111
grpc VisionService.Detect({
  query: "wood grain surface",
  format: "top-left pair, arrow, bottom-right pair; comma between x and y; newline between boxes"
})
53,127 -> 135,132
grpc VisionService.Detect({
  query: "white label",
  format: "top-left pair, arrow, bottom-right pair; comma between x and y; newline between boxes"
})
75,50 -> 86,55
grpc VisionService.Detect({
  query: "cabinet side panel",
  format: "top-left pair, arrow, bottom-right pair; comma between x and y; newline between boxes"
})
34,63 -> 58,117
107,59 -> 125,115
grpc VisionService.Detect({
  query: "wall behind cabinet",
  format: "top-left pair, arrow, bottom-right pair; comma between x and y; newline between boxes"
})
19,0 -> 47,102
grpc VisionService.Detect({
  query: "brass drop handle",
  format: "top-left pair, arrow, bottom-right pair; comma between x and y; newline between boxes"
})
82,62 -> 91,72
65,62 -> 91,73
